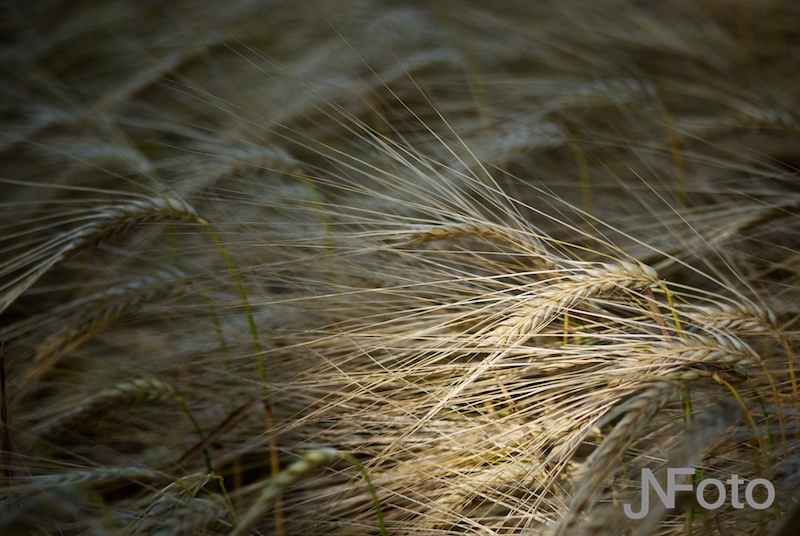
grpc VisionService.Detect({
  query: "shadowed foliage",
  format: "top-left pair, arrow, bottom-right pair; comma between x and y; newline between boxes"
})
1,1 -> 799,534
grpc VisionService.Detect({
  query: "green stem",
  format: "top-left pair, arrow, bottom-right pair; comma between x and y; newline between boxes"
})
198,217 -> 283,535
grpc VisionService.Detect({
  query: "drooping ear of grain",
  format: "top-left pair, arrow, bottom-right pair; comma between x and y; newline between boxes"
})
36,378 -> 177,443
0,197 -> 199,315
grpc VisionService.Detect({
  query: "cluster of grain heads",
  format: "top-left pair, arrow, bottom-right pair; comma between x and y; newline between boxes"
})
0,189 -> 280,532
10,269 -> 188,396
292,206 -> 794,533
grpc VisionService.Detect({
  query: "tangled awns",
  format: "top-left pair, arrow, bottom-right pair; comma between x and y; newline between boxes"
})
2,0 -> 800,534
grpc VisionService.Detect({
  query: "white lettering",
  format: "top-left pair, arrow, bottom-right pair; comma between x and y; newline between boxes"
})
623,468 -> 693,519
745,478 -> 775,510
696,478 -> 725,509
727,474 -> 744,508
623,469 -> 775,519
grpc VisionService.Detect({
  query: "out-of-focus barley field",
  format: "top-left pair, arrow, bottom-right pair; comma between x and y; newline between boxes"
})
2,1 -> 800,534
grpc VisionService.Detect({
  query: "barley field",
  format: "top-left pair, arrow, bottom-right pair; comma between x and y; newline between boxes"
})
2,1 -> 799,534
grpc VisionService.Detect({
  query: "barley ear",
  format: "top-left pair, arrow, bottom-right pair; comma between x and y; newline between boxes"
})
0,196 -> 199,315
230,448 -> 342,536
556,381 -> 677,535
37,378 -> 177,443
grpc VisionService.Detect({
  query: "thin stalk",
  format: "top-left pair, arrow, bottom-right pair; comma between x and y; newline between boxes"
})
197,217 -> 283,535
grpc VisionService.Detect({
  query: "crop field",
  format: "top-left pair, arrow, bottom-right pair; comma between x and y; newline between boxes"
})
1,1 -> 799,534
